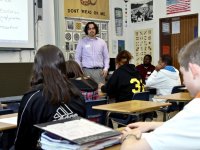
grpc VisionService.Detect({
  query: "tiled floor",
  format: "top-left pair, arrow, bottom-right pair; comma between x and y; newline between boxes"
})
153,110 -> 179,122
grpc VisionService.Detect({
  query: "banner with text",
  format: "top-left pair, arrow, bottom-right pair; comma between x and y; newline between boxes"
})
64,0 -> 109,20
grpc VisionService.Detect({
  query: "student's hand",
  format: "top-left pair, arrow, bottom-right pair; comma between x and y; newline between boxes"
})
98,83 -> 104,89
127,122 -> 163,133
101,70 -> 108,78
121,127 -> 142,143
155,64 -> 163,71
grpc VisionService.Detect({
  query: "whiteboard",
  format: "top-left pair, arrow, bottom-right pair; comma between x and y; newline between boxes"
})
0,0 -> 35,49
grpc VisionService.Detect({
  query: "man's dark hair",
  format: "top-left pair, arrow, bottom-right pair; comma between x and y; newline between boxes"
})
84,22 -> 99,35
144,54 -> 152,61
161,55 -> 172,66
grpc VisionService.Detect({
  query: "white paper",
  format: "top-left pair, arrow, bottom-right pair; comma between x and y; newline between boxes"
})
0,116 -> 17,125
44,119 -> 111,140
172,21 -> 180,34
162,22 -> 170,33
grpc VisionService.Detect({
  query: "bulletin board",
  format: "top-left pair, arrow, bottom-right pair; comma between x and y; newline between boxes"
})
64,18 -> 109,60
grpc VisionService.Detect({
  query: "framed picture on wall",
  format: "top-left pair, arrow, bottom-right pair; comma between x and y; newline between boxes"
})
69,52 -> 75,60
66,20 -> 74,30
69,42 -> 74,51
96,23 -> 100,31
101,32 -> 108,41
73,32 -> 80,42
75,21 -> 82,31
65,32 -> 72,42
73,42 -> 78,50
65,42 -> 70,51
101,23 -> 108,31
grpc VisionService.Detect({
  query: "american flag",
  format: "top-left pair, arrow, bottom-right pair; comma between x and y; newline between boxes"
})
166,0 -> 191,14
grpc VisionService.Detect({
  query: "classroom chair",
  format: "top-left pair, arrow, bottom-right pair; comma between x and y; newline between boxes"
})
85,99 -> 107,125
161,85 -> 186,121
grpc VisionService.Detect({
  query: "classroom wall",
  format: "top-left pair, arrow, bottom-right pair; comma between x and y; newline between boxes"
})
0,0 -> 199,64
0,0 -> 55,63
109,0 -> 200,65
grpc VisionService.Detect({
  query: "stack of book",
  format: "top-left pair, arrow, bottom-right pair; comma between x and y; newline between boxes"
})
35,116 -> 121,150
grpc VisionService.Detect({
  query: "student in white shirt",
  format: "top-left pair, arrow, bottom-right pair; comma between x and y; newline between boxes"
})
146,55 -> 181,97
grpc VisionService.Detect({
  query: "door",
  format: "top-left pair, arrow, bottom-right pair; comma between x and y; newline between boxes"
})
159,14 -> 198,70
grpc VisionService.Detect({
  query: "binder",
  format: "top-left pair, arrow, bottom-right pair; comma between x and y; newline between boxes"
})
35,116 -> 121,149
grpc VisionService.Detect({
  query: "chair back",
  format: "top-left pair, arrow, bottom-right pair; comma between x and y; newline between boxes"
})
85,99 -> 107,125
167,85 -> 186,112
132,91 -> 150,101
171,85 -> 186,94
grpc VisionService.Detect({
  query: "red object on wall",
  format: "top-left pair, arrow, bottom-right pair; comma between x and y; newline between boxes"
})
162,45 -> 170,55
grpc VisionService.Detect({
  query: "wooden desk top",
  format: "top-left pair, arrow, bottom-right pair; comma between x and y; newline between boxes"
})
93,100 -> 171,114
154,92 -> 193,101
0,113 -> 17,131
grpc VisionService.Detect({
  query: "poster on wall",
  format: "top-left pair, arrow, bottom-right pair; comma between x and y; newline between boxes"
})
114,7 -> 123,36
118,40 -> 125,53
134,29 -> 153,66
131,0 -> 153,23
64,0 -> 109,20
166,0 -> 191,15
112,40 -> 118,54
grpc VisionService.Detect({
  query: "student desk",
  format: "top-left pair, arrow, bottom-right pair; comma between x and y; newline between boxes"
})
0,113 -> 17,131
93,100 -> 171,114
93,100 -> 171,125
154,92 -> 193,102
0,95 -> 22,104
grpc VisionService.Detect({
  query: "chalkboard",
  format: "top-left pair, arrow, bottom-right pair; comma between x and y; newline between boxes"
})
0,63 -> 33,97
0,0 -> 35,49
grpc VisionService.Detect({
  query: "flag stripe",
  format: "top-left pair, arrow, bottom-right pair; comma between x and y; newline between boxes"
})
166,0 -> 191,14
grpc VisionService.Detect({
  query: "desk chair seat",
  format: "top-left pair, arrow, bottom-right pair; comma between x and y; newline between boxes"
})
110,91 -> 150,128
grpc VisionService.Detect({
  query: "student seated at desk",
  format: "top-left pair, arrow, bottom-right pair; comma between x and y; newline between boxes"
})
66,60 -> 99,101
136,54 -> 155,84
146,55 -> 181,102
121,38 -> 200,150
14,45 -> 86,150
100,50 -> 152,126
100,50 -> 144,102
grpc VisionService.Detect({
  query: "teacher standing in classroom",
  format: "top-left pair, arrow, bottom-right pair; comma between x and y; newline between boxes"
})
75,22 -> 109,84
